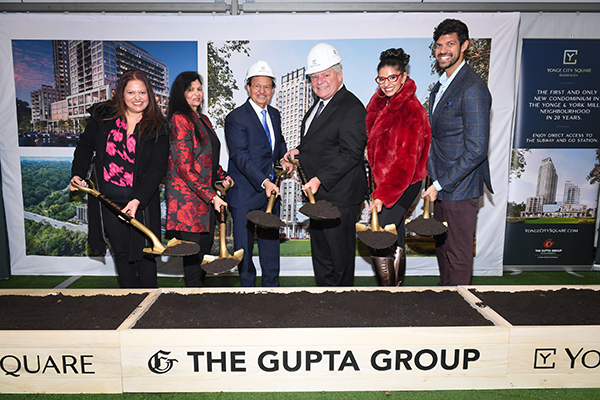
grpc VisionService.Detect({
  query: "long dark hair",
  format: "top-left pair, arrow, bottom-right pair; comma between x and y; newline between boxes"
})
377,48 -> 410,73
167,71 -> 203,122
105,69 -> 166,139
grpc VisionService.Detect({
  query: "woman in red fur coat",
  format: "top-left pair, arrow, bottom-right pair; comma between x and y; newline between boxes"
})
366,48 -> 431,286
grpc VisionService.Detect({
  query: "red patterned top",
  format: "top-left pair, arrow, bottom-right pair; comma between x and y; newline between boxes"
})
103,117 -> 136,187
165,112 -> 228,233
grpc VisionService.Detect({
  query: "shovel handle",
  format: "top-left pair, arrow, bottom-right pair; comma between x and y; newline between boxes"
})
423,195 -> 431,220
287,155 -> 316,204
370,206 -> 381,232
265,168 -> 285,214
219,205 -> 228,258
71,180 -> 166,254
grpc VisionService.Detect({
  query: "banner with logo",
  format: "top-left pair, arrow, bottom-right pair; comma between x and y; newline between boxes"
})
1,13 -> 518,277
504,39 -> 600,268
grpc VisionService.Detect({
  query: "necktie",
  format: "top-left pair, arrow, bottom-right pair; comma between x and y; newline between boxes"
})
261,109 -> 273,150
314,101 -> 324,120
261,109 -> 274,179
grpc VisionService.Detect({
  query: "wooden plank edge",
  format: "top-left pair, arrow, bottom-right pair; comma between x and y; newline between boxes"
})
457,286 -> 512,328
117,288 -> 163,331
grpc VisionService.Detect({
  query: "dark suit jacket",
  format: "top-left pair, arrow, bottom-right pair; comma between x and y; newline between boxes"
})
428,63 -> 493,201
225,99 -> 287,210
298,85 -> 368,207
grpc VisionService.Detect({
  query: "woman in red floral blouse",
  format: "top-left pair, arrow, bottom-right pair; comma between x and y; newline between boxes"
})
165,71 -> 233,286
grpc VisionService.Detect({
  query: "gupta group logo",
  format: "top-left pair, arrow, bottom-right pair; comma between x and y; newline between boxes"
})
148,350 -> 178,374
543,238 -> 554,248
563,49 -> 578,65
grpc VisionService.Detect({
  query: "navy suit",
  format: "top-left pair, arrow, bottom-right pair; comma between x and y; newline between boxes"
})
225,99 -> 287,287
428,62 -> 492,285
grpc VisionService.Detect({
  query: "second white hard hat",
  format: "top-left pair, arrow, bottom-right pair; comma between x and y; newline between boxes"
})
245,60 -> 276,83
305,43 -> 342,75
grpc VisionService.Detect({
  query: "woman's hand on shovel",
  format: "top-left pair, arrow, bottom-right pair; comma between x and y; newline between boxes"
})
70,175 -> 85,191
212,194 -> 228,212
121,199 -> 140,219
369,199 -> 383,213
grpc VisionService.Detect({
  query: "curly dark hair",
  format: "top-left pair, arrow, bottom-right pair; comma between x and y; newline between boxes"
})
105,69 -> 166,139
167,71 -> 204,122
377,48 -> 411,73
433,18 -> 469,45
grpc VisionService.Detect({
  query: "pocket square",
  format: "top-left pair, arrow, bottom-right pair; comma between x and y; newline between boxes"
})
444,101 -> 453,107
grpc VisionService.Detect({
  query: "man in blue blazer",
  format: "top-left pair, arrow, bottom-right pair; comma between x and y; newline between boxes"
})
422,19 -> 493,286
225,61 -> 288,287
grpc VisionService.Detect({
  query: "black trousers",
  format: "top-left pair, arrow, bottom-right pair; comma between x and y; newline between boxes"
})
378,181 -> 421,250
101,203 -> 157,289
309,203 -> 362,287
174,209 -> 215,287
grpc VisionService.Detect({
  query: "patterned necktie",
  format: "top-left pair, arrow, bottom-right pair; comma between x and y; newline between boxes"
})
314,101 -> 324,121
261,109 -> 273,150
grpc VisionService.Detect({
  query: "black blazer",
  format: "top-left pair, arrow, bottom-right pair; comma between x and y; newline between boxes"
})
298,86 -> 368,208
71,104 -> 169,258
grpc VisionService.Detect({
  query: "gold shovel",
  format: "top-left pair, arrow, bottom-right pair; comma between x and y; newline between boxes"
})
356,205 -> 398,249
201,182 -> 244,273
405,195 -> 448,236
246,166 -> 286,228
287,155 -> 341,220
71,180 -> 200,256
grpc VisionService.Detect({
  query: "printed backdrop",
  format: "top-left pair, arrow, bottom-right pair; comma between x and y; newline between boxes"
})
0,12 -> 519,277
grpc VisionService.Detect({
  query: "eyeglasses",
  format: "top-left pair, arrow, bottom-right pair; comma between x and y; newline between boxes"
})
375,73 -> 404,84
250,83 -> 273,91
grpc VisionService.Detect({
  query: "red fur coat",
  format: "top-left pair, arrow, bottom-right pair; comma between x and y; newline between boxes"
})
366,77 -> 431,208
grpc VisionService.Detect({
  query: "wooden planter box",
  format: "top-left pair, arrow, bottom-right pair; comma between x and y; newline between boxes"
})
1,285 -> 599,393
0,289 -> 151,394
460,285 -> 600,389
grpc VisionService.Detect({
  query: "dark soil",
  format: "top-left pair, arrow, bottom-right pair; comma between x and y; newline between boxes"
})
162,241 -> 200,256
470,288 -> 600,325
357,230 -> 397,249
0,293 -> 147,330
133,290 -> 494,329
202,258 -> 240,274
246,210 -> 285,228
405,215 -> 448,236
299,200 -> 341,220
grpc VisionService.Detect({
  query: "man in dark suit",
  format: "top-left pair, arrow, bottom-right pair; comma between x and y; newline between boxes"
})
225,60 -> 288,287
283,43 -> 368,286
421,19 -> 493,286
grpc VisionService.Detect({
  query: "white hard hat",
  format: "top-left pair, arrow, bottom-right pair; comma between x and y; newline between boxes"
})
305,43 -> 342,75
245,60 -> 276,83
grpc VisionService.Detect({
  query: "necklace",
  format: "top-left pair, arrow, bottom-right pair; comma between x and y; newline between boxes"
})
376,81 -> 406,103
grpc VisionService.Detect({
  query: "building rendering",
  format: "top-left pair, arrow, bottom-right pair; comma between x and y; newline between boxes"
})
28,40 -> 170,131
275,67 -> 314,238
30,85 -> 59,122
535,157 -> 558,205
563,180 -> 580,206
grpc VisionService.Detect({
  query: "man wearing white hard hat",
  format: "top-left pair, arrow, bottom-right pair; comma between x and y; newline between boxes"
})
283,43 -> 368,286
225,60 -> 288,287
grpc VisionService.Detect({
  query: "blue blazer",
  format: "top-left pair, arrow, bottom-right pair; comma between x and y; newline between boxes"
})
428,63 -> 493,201
225,99 -> 287,209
